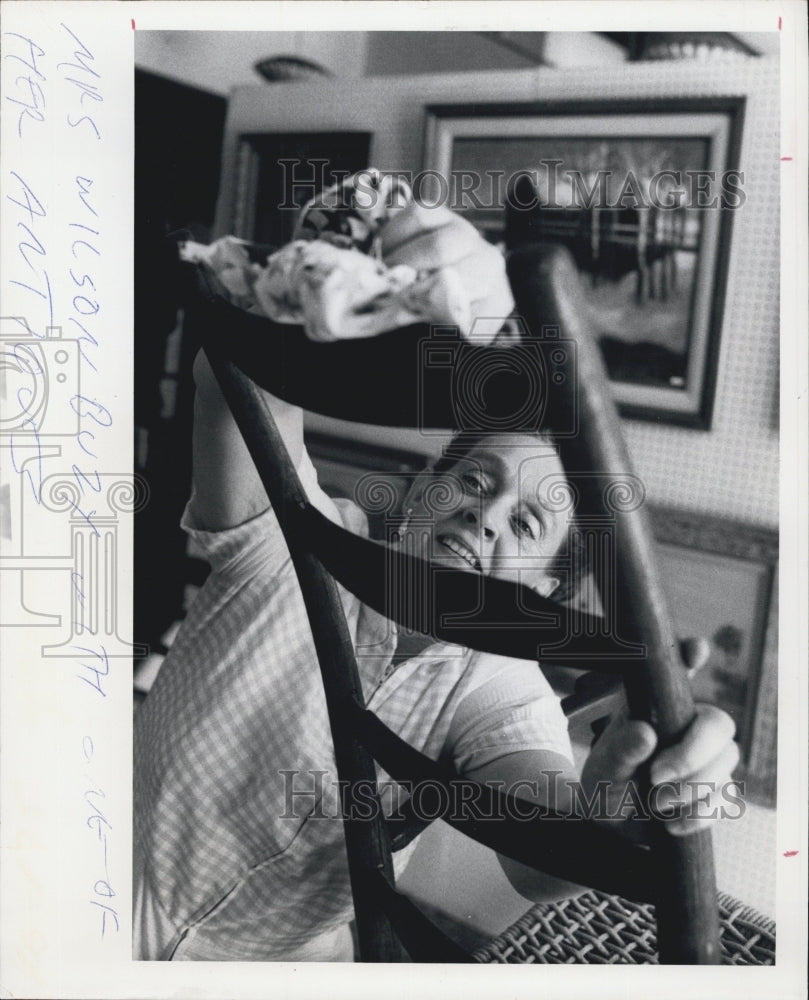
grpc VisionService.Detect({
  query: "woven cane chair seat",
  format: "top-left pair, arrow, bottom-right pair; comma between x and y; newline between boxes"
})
473,890 -> 775,965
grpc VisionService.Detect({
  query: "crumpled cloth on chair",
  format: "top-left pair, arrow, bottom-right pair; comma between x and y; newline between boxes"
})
179,168 -> 514,343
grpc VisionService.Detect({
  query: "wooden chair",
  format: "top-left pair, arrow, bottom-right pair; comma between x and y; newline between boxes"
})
184,242 -> 731,963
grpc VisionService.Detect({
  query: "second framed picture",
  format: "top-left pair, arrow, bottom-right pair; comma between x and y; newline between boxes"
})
423,99 -> 746,428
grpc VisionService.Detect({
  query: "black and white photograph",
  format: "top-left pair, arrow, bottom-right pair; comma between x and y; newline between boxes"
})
0,4 -> 806,999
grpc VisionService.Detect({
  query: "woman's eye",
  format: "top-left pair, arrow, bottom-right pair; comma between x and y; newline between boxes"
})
515,516 -> 538,540
462,473 -> 485,495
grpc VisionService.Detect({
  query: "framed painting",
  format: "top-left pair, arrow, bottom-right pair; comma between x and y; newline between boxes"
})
651,507 -> 778,806
423,100 -> 747,427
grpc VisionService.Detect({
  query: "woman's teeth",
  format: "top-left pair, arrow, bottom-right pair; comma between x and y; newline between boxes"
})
438,535 -> 481,572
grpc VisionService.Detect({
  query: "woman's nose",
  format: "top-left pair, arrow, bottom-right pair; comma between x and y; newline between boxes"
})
462,506 -> 497,541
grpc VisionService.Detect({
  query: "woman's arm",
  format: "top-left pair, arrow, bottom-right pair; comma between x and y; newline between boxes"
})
463,748 -> 589,903
187,348 -> 304,532
466,699 -> 738,904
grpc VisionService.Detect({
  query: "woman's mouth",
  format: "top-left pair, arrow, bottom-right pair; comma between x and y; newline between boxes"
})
436,534 -> 482,573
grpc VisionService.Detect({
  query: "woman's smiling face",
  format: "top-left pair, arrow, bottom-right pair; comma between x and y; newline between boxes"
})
403,433 -> 571,597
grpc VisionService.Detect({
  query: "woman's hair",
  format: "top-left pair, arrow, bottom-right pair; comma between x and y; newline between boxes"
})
429,430 -> 589,604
